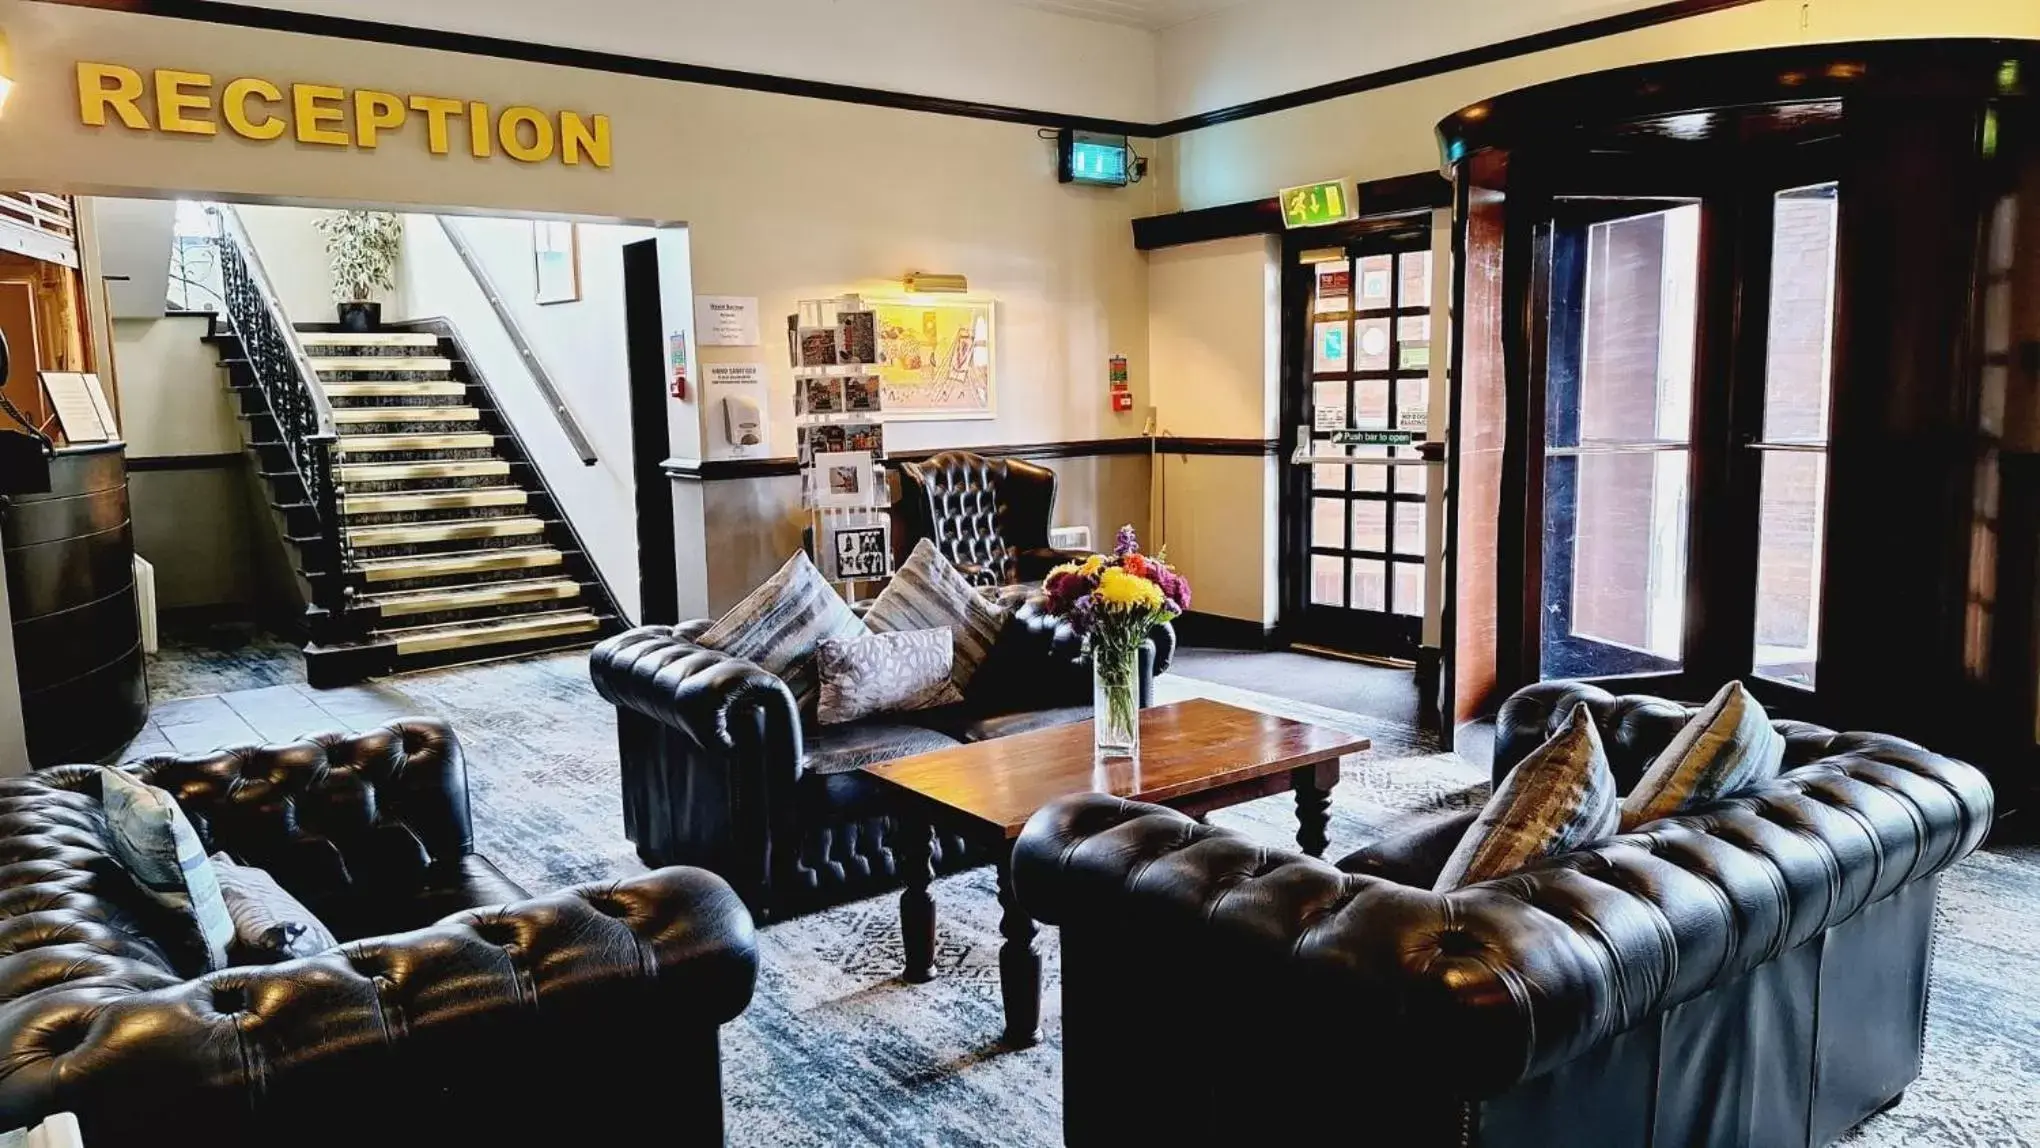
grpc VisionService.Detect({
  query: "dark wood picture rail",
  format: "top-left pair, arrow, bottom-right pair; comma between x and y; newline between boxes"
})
37,0 -> 1764,138
1134,171 -> 1451,251
664,436 -> 1278,481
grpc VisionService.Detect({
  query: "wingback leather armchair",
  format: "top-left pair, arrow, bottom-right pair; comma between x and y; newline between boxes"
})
1015,681 -> 1994,1148
592,586 -> 1173,922
0,720 -> 758,1147
896,451 -> 1086,587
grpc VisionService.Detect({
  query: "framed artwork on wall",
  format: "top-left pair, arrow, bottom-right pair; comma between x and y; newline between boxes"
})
534,221 -> 580,304
867,297 -> 995,420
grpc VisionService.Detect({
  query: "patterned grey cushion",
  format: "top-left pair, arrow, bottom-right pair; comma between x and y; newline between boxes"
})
1620,680 -> 1785,831
864,539 -> 1008,692
1435,703 -> 1619,891
816,628 -> 966,726
99,768 -> 234,970
211,853 -> 341,965
698,550 -> 868,710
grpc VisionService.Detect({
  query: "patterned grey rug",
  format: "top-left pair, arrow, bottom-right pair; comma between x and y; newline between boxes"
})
367,654 -> 2038,1147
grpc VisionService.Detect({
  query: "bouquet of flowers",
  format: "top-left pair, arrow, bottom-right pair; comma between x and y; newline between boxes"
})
1044,526 -> 1190,757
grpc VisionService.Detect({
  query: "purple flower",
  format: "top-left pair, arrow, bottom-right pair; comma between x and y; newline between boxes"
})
1114,525 -> 1140,558
1069,596 -> 1099,635
1154,567 -> 1192,612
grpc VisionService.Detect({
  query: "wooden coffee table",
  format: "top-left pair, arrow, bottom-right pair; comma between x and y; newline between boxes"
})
863,697 -> 1369,1046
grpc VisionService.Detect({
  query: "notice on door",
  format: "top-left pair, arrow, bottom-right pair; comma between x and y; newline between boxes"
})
695,296 -> 761,346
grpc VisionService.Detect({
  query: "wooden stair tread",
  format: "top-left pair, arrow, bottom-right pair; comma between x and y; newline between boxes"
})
336,432 -> 497,453
375,609 -> 604,655
346,517 -> 547,546
336,459 -> 511,481
342,487 -> 527,514
310,356 -> 455,372
355,577 -> 583,617
332,406 -> 480,424
354,545 -> 566,581
324,381 -> 468,398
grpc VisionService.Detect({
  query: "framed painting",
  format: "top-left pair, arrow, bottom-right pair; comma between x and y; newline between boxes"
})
534,221 -> 580,305
867,297 -> 994,420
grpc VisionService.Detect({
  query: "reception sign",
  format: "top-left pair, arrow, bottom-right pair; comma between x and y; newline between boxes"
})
74,63 -> 612,168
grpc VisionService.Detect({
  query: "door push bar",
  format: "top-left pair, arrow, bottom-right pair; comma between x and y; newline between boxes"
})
1291,426 -> 1447,468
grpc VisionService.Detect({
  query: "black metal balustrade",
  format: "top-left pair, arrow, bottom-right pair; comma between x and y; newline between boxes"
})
215,206 -> 349,616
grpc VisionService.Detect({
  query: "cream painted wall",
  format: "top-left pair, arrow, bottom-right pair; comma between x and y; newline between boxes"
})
1161,0 -> 2040,210
222,0 -> 1161,123
1147,234 -> 1279,624
235,204 -> 339,320
114,314 -> 241,457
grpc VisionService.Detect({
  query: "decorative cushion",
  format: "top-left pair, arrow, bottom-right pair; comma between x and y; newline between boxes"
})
99,768 -> 234,970
1435,703 -> 1619,891
211,853 -> 340,964
817,627 -> 966,725
1620,680 -> 1786,831
864,538 -> 1008,692
697,550 -> 868,710
800,720 -> 962,776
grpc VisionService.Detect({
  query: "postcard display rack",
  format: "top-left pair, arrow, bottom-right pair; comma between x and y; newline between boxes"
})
791,296 -> 894,589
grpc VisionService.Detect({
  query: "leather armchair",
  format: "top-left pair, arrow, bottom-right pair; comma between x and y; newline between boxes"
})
1014,684 -> 1994,1148
896,451 -> 1087,587
0,720 -> 758,1147
592,587 -> 1169,921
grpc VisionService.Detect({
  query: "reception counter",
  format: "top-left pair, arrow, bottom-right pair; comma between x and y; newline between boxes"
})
2,442 -> 146,767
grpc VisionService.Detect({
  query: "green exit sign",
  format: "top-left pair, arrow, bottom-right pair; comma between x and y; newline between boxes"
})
1280,179 -> 1357,229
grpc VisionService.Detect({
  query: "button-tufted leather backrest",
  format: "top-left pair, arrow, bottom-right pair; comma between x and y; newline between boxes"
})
126,720 -> 474,929
1494,680 -> 1844,792
897,451 -> 1058,587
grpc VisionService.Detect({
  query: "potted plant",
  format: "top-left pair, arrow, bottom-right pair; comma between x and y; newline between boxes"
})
313,210 -> 402,332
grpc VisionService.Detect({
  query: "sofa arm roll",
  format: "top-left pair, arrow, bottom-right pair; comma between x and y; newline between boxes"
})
592,625 -> 801,758
0,867 -> 758,1144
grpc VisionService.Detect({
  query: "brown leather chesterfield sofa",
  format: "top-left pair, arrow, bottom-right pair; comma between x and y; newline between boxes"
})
1014,681 -> 1995,1148
0,720 -> 758,1147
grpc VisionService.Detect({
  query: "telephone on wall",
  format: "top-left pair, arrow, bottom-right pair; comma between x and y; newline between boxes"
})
721,395 -> 763,447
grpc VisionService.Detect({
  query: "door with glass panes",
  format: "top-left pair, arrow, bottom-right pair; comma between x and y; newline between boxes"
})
1528,165 -> 1842,710
1289,225 -> 1434,657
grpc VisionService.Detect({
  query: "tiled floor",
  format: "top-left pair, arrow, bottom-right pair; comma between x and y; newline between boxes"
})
121,681 -> 418,759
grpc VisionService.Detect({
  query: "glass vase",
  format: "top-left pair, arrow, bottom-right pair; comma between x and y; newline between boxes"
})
1092,640 -> 1140,760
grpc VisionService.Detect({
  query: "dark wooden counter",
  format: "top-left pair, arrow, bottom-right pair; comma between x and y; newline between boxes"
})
3,442 -> 146,766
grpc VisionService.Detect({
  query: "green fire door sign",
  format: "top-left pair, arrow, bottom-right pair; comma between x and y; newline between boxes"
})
1280,179 -> 1357,229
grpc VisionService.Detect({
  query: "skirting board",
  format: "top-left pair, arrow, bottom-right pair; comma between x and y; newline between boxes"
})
1173,611 -> 1280,651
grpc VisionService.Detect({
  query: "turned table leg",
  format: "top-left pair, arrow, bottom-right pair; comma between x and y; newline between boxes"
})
899,818 -> 936,984
1293,762 -> 1336,858
995,842 -> 1043,1047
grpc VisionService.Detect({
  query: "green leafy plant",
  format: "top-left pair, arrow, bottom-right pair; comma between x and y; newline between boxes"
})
313,210 -> 402,303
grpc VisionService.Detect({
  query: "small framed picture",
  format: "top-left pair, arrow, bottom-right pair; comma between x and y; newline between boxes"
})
798,326 -> 843,368
839,311 -> 879,365
843,374 -> 883,413
814,450 -> 876,508
841,421 -> 884,453
831,525 -> 890,580
534,221 -> 580,305
797,377 -> 846,416
798,424 -> 849,464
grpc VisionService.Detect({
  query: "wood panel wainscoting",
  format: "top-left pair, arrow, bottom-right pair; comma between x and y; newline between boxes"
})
662,436 -> 1279,482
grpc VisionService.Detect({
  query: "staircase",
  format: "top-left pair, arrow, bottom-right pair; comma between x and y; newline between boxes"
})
205,206 -> 620,688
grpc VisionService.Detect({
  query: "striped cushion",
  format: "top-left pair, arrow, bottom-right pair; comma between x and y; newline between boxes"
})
211,853 -> 341,965
99,767 -> 234,970
1620,680 -> 1785,831
864,539 -> 1008,692
1435,703 -> 1619,891
697,550 -> 868,710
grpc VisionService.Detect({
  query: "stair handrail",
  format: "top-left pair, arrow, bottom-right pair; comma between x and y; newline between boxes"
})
214,204 -> 347,612
431,215 -> 599,466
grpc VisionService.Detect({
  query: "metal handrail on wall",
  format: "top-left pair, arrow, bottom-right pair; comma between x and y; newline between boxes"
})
215,204 -> 348,610
432,216 -> 599,466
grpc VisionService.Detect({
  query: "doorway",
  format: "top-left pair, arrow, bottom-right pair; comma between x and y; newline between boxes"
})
1280,216 -> 1435,660
1521,160 -> 1843,713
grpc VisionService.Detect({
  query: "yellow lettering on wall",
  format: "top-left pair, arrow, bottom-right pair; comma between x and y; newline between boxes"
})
223,77 -> 285,140
76,63 -> 150,130
354,90 -> 407,148
154,69 -> 216,135
498,106 -> 554,163
408,95 -> 465,156
468,101 -> 492,158
292,84 -> 349,146
560,112 -> 611,169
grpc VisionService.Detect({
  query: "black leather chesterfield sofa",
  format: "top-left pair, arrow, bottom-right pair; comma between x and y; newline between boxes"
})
897,450 -> 1087,587
0,720 -> 758,1147
1015,681 -> 1994,1148
592,587 -> 1175,922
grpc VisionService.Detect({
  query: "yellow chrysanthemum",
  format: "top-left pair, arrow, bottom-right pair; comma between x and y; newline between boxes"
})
1096,567 -> 1165,611
1078,554 -> 1107,577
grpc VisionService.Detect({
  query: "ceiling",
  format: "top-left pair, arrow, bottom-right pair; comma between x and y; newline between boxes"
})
992,0 -> 1255,30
